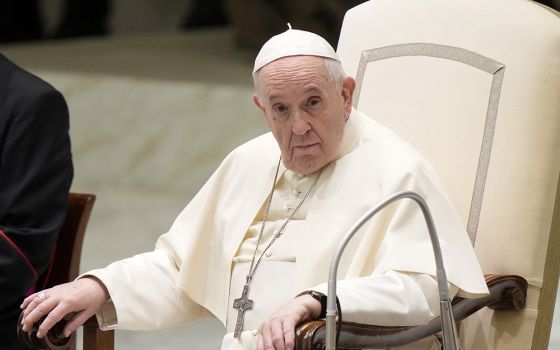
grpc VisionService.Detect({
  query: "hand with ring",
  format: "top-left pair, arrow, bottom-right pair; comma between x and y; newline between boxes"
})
37,292 -> 47,302
20,277 -> 110,339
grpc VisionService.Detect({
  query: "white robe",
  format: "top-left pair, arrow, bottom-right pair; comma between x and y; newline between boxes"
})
88,109 -> 488,349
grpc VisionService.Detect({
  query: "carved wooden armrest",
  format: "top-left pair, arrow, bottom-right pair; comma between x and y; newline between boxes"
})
17,315 -> 114,350
16,312 -> 76,350
83,316 -> 115,350
295,274 -> 528,350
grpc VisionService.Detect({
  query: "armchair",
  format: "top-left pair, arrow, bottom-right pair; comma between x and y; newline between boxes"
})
296,0 -> 560,349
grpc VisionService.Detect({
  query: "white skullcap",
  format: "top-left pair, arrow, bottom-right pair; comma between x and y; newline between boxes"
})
252,24 -> 340,74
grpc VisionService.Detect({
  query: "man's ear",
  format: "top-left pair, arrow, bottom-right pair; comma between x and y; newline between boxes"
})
252,94 -> 265,113
341,76 -> 356,115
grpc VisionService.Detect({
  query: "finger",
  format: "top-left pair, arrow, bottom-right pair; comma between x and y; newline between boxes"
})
36,303 -> 68,338
21,297 -> 38,320
283,330 -> 295,350
21,295 -> 55,331
260,322 -> 274,350
282,319 -> 296,350
257,332 -> 264,350
21,293 -> 39,309
62,309 -> 94,338
271,320 -> 286,350
22,292 -> 48,319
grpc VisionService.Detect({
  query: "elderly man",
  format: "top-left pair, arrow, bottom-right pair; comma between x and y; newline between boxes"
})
21,29 -> 487,350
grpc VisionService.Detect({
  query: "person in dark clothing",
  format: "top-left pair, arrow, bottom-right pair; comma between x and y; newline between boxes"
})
0,54 -> 73,350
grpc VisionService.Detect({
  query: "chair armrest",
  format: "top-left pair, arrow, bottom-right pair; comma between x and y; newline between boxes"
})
294,274 -> 528,350
16,312 -> 76,350
83,316 -> 114,350
17,315 -> 114,350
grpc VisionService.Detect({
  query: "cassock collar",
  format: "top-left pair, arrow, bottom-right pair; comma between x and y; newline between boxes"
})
334,108 -> 361,161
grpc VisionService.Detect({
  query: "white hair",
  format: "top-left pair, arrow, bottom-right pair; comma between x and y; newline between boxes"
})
253,57 -> 346,101
323,57 -> 346,90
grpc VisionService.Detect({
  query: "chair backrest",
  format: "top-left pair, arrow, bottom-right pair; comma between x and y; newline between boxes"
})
37,193 -> 96,289
336,0 -> 560,349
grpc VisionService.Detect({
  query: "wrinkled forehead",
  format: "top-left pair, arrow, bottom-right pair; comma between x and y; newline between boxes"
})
258,55 -> 327,78
256,56 -> 331,96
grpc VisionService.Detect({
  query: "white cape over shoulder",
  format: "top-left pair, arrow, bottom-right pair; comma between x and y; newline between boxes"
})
89,110 -> 488,331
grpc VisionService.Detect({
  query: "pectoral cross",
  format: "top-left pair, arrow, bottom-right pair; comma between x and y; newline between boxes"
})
233,284 -> 254,338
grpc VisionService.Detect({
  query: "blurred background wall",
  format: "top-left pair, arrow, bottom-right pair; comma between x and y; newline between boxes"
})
1,0 -> 370,47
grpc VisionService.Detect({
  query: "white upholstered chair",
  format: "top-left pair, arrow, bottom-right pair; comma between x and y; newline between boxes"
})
296,0 -> 560,349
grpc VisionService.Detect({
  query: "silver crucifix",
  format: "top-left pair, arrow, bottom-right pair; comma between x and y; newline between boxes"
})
233,284 -> 254,338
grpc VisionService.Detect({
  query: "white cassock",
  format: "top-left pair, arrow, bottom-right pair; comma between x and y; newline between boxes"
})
87,109 -> 489,349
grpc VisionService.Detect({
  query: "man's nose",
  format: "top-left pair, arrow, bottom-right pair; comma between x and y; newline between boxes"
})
292,110 -> 311,135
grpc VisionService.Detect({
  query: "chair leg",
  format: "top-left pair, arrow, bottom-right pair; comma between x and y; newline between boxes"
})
83,321 -> 114,350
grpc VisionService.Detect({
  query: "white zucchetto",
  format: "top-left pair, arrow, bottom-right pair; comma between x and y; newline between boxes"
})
252,25 -> 341,74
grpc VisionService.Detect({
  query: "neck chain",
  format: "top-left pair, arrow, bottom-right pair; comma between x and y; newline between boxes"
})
233,158 -> 326,337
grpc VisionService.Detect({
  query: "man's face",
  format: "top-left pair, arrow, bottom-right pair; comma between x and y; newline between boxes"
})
253,56 -> 355,175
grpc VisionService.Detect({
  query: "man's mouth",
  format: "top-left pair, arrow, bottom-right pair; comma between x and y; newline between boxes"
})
293,143 -> 319,151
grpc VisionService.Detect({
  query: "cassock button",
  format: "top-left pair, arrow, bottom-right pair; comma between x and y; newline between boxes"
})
265,251 -> 272,257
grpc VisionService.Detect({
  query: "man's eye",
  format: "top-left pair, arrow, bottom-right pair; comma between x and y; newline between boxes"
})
273,105 -> 288,113
307,97 -> 321,107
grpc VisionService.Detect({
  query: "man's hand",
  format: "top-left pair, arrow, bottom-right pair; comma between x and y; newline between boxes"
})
20,277 -> 109,338
257,294 -> 321,350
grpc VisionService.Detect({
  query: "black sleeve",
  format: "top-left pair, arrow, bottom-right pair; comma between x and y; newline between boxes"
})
0,84 -> 73,309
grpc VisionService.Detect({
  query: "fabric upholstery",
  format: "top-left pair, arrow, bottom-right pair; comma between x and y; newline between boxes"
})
336,0 -> 560,349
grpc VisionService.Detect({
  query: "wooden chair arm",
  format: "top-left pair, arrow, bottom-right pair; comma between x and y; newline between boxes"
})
295,274 -> 528,350
17,315 -> 114,350
83,316 -> 114,350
